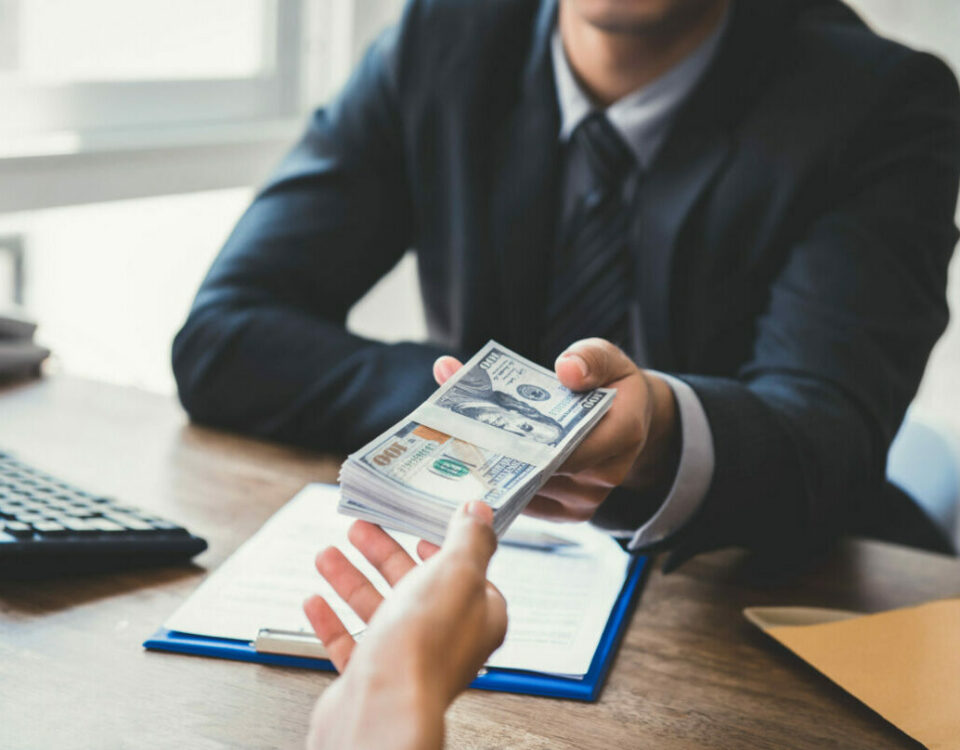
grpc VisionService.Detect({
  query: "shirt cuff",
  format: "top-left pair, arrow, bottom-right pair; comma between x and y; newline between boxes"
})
626,373 -> 715,551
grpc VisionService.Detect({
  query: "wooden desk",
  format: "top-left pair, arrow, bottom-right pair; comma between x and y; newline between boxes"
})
1,376 -> 957,749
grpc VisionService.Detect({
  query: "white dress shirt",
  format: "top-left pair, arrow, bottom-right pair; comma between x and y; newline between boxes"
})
550,12 -> 729,550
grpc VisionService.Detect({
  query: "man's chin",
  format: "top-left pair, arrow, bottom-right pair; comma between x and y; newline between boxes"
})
567,0 -> 716,36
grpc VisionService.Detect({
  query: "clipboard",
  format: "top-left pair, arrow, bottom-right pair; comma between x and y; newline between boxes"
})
144,554 -> 647,701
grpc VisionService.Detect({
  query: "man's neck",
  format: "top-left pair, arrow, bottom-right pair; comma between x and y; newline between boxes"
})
559,0 -> 730,106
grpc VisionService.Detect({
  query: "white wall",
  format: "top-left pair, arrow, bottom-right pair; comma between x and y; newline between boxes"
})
342,0 -> 425,344
350,0 -> 405,64
0,190 -> 254,393
846,0 -> 960,427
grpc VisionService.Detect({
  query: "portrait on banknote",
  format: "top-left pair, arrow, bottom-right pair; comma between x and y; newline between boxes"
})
435,363 -> 566,446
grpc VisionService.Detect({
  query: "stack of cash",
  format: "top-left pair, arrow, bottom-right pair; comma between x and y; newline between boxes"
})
338,341 -> 615,543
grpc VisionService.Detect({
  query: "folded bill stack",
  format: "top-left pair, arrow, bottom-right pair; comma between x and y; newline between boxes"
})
338,341 -> 614,543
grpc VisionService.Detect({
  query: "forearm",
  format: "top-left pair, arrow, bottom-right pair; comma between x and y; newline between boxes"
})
657,372 -> 882,567
173,303 -> 447,451
308,671 -> 445,750
595,368 -> 883,566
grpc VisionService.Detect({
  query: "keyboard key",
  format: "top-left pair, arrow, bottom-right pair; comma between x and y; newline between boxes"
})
65,509 -> 99,519
89,519 -> 126,533
3,521 -> 34,538
104,514 -> 154,532
60,518 -> 98,534
149,520 -> 188,535
33,521 -> 68,536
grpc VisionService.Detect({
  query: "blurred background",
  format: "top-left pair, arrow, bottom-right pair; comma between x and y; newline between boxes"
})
0,0 -> 957,427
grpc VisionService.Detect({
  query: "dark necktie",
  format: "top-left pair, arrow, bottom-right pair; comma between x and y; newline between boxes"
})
541,111 -> 636,364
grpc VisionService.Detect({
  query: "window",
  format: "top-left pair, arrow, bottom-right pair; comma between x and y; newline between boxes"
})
0,0 -> 303,144
0,0 -> 355,212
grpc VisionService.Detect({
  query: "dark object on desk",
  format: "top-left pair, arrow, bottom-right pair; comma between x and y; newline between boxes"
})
0,450 -> 207,578
0,341 -> 50,381
0,308 -> 48,381
886,416 -> 960,551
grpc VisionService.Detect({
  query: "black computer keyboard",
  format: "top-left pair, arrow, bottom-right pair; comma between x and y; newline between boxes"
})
0,450 -> 207,578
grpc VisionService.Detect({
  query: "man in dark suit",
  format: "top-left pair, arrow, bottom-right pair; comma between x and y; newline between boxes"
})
173,0 -> 960,566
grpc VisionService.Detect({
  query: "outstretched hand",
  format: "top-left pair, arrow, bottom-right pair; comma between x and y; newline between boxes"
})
304,501 -> 507,750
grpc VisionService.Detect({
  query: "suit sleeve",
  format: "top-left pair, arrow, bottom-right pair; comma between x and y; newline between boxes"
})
662,51 -> 960,566
172,18 -> 448,451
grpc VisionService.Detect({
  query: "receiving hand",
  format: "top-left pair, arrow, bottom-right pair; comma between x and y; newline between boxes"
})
433,338 -> 680,523
303,501 -> 507,750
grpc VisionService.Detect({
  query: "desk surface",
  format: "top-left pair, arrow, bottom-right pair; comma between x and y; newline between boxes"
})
1,376 -> 957,749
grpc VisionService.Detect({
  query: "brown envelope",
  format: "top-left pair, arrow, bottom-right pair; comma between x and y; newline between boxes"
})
745,599 -> 960,750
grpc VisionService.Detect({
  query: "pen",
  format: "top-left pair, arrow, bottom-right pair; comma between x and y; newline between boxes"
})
499,528 -> 579,551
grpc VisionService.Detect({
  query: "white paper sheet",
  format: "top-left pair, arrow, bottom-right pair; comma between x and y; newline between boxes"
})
165,484 -> 631,677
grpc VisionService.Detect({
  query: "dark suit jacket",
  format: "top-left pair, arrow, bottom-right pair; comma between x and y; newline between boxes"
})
173,0 -> 960,562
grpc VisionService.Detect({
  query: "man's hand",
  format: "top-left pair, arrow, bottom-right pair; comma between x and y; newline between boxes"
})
303,501 -> 507,750
434,338 -> 680,523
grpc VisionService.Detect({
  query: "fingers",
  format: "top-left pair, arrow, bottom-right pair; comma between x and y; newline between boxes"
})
440,500 -> 497,571
558,419 -> 643,475
348,520 -> 418,586
303,595 -> 355,673
555,338 -> 638,390
532,475 -> 611,521
556,448 -> 636,484
315,546 -> 384,623
523,475 -> 613,522
557,376 -> 650,475
482,583 -> 508,655
417,539 -> 441,560
522,495 -> 571,521
433,356 -> 463,385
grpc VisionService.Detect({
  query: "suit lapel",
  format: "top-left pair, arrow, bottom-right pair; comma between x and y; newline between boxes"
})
630,0 -> 795,370
631,129 -> 731,371
489,0 -> 560,363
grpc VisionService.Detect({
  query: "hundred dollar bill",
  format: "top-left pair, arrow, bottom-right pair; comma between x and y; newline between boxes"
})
338,341 -> 615,543
412,341 -> 614,467
339,421 -> 540,540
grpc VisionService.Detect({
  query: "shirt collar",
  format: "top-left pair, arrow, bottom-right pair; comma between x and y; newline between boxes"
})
551,7 -> 730,168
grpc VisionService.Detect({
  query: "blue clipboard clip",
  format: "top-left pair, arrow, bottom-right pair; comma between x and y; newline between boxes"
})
144,555 -> 647,702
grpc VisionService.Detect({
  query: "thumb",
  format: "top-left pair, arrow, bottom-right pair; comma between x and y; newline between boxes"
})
433,356 -> 463,385
555,338 -> 638,390
441,500 -> 498,571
